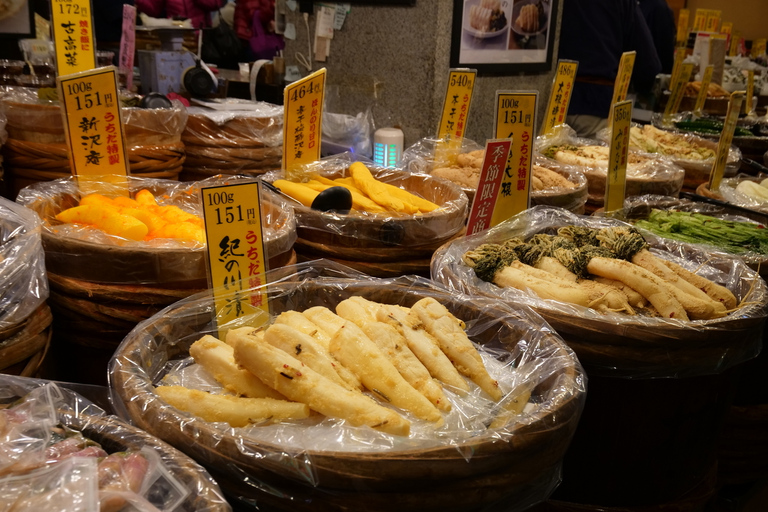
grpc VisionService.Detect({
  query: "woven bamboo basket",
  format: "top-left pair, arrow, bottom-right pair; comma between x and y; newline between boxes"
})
179,107 -> 283,181
110,271 -> 585,512
273,166 -> 468,278
1,100 -> 188,198
0,303 -> 52,377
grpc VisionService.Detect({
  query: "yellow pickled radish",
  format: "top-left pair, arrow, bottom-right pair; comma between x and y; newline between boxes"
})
56,204 -> 149,241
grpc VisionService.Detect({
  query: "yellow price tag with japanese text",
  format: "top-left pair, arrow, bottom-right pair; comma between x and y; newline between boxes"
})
435,69 -> 476,166
692,9 -> 706,31
201,181 -> 270,337
50,0 -> 96,75
58,67 -> 128,193
676,9 -> 689,46
752,39 -> 767,58
720,22 -> 732,37
611,52 -> 636,106
704,10 -> 721,32
282,68 -> 326,180
744,70 -> 754,115
663,62 -> 694,125
729,31 -> 741,56
710,92 -> 745,192
492,91 -> 537,225
694,65 -> 714,115
541,60 -> 578,136
605,101 -> 632,214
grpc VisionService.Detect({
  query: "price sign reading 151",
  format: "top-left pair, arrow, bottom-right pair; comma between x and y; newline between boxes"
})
201,182 -> 269,335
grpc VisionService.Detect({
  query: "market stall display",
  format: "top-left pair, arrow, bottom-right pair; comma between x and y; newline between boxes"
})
15,176 -> 297,385
0,196 -> 50,377
432,205 -> 767,506
179,104 -> 283,181
109,262 -> 586,512
0,375 -> 231,511
0,88 -> 188,198
266,157 -> 468,277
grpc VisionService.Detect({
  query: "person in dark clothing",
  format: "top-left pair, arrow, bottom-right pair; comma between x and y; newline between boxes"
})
557,0 -> 662,138
638,0 -> 676,74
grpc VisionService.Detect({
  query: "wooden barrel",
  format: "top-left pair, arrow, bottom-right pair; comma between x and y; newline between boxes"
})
0,303 -> 52,377
110,273 -> 585,512
1,99 -> 188,198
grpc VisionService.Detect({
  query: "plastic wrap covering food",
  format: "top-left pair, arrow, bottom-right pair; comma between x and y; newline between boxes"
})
431,205 -> 768,379
264,154 -> 468,247
401,135 -> 485,185
716,174 -> 768,213
0,196 -> 48,330
595,123 -> 741,184
108,261 -> 586,512
180,105 -> 283,180
15,175 -> 296,285
0,375 -> 231,512
536,125 -> 686,204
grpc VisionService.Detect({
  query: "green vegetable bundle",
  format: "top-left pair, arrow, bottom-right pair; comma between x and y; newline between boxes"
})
634,209 -> 768,255
674,119 -> 754,138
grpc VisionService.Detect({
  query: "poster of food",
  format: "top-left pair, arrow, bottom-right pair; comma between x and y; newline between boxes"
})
0,0 -> 32,37
450,0 -> 558,73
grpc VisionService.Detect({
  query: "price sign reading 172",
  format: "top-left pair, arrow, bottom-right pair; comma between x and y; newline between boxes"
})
50,0 -> 96,75
283,68 -> 326,180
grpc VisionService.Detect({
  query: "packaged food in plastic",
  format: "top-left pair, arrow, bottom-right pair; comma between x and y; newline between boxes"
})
536,125 -> 685,206
15,175 -> 296,285
431,205 -> 768,379
108,260 -> 586,512
0,375 -> 231,511
716,174 -> 768,213
0,196 -> 48,329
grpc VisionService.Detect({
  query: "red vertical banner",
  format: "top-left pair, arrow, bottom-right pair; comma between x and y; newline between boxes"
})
466,139 -> 513,236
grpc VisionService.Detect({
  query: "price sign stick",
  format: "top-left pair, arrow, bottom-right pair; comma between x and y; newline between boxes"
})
663,62 -> 694,126
200,181 -> 270,339
709,91 -> 745,192
676,9 -> 690,47
692,9 -> 706,32
434,68 -> 477,167
492,91 -> 537,225
282,68 -> 326,181
465,139 -> 513,236
611,52 -> 636,107
694,65 -> 714,116
604,100 -> 633,214
541,59 -> 578,136
744,70 -> 755,116
50,0 -> 97,76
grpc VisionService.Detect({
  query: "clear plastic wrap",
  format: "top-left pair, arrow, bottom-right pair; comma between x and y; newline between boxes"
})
108,260 -> 586,512
431,205 -> 768,379
536,125 -> 686,204
716,173 -> 768,213
0,196 -> 48,329
0,375 -> 231,512
15,175 -> 296,285
264,154 -> 468,247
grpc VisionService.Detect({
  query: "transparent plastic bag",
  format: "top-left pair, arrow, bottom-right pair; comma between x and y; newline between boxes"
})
431,205 -> 768,379
322,109 -> 373,159
717,173 -> 768,213
109,260 -> 585,512
0,196 -> 48,329
0,375 -> 231,512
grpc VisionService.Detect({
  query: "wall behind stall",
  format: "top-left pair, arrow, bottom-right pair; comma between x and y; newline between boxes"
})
684,0 -> 768,42
281,0 -> 562,148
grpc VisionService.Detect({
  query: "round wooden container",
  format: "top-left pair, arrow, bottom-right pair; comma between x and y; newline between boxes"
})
281,168 -> 468,278
431,208 -> 766,507
180,108 -> 283,181
1,100 -> 187,198
110,275 -> 585,512
0,303 -> 52,377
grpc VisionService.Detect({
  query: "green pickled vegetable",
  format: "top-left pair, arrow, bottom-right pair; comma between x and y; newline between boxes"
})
634,209 -> 768,255
673,120 -> 754,137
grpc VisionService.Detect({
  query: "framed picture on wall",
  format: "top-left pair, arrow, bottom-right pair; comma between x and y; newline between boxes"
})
0,0 -> 34,38
450,0 -> 559,74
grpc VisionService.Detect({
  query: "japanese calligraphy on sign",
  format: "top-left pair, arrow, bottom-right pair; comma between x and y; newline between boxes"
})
611,52 -> 636,107
50,0 -> 97,75
663,62 -> 694,125
605,101 -> 632,214
434,69 -> 476,167
465,139 -> 512,236
694,65 -> 714,115
541,60 -> 578,136
676,9 -> 690,47
704,10 -> 721,32
201,181 -> 269,336
58,67 -> 129,193
693,9 -> 707,31
709,92 -> 745,192
493,91 -> 537,225
283,68 -> 326,180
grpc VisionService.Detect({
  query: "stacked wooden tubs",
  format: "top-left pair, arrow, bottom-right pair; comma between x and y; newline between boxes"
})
0,197 -> 51,377
179,105 -> 283,181
109,263 -> 586,511
0,90 -> 188,198
16,176 -> 297,385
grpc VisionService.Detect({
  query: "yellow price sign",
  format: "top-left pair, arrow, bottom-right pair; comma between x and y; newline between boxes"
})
611,51 -> 636,106
676,9 -> 690,46
465,139 -> 513,236
492,91 -> 537,225
201,181 -> 270,336
692,9 -> 707,31
58,67 -> 129,193
744,70 -> 754,115
663,62 -> 694,125
605,101 -> 633,214
704,10 -> 721,32
720,21 -> 732,36
709,92 -> 745,192
435,68 -> 477,166
752,39 -> 767,58
729,31 -> 741,57
670,48 -> 686,89
694,65 -> 714,115
541,60 -> 578,136
50,0 -> 96,75
282,68 -> 326,180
